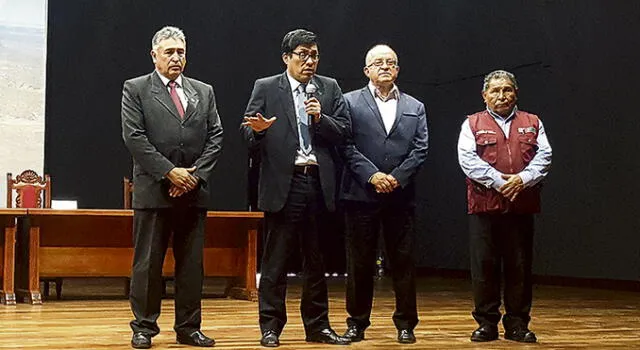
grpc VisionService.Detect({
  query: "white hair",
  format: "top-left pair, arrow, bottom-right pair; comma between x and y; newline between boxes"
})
151,26 -> 186,50
365,44 -> 398,66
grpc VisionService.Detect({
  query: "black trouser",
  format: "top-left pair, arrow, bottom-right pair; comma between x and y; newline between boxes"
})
469,213 -> 534,330
259,171 -> 330,335
130,207 -> 206,336
344,200 -> 418,331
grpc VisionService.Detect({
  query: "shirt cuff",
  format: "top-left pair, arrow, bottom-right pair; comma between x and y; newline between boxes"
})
518,171 -> 533,187
490,173 -> 507,191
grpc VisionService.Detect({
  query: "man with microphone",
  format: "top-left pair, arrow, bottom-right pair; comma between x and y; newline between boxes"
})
241,28 -> 351,347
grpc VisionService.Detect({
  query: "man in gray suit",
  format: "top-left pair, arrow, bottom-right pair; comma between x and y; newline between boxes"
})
241,29 -> 350,347
121,26 -> 223,349
340,44 -> 428,344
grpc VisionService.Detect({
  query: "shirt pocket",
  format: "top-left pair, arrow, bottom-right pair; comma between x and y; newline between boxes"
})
475,135 -> 498,164
518,134 -> 538,163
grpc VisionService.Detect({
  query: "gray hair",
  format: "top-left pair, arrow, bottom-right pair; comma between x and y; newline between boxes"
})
365,44 -> 399,66
482,70 -> 518,92
151,26 -> 186,50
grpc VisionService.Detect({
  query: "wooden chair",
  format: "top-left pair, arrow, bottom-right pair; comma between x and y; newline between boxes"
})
6,170 -> 62,299
6,170 -> 51,209
123,177 -> 133,209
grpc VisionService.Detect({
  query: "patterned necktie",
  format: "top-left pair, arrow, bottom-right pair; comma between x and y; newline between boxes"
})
295,85 -> 312,154
168,80 -> 185,119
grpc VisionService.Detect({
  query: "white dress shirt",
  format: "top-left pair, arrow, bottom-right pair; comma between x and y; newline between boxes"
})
368,82 -> 399,134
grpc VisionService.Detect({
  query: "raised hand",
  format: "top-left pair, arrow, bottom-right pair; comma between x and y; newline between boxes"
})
243,112 -> 277,132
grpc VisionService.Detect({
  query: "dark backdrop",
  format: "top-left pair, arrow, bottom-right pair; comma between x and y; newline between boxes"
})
45,0 -> 640,281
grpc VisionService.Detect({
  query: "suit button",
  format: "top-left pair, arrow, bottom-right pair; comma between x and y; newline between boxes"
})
180,143 -> 184,147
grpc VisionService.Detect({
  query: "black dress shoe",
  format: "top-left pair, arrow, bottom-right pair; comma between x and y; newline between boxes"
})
131,332 -> 151,349
305,328 -> 351,345
343,325 -> 365,342
470,325 -> 499,342
260,330 -> 280,347
397,329 -> 416,344
505,328 -> 537,343
176,330 -> 215,347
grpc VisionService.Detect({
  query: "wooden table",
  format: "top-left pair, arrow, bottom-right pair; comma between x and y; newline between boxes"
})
15,209 -> 263,304
0,209 -> 27,305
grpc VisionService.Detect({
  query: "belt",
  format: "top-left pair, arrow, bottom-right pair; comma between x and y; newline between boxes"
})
294,164 -> 319,176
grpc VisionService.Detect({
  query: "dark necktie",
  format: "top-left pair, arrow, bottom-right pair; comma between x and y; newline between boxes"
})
168,80 -> 185,119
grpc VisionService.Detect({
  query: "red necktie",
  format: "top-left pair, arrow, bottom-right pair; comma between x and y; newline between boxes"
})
168,81 -> 185,118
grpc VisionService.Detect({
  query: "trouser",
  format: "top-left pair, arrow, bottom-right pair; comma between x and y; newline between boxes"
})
258,171 -> 330,335
129,207 -> 206,336
344,200 -> 418,331
469,213 -> 534,330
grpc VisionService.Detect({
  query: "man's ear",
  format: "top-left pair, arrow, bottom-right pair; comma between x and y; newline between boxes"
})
282,53 -> 290,65
150,49 -> 157,63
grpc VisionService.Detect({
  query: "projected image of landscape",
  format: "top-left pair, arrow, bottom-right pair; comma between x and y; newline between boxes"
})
0,0 -> 46,206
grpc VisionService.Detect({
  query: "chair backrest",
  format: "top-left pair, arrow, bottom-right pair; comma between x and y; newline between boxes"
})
6,170 -> 51,208
123,177 -> 133,209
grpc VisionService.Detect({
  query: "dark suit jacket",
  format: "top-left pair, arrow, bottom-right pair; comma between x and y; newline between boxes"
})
340,86 -> 428,204
241,72 -> 350,212
121,71 -> 224,208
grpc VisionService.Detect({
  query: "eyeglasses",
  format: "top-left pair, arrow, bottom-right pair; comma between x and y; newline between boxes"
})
367,59 -> 398,68
291,51 -> 320,62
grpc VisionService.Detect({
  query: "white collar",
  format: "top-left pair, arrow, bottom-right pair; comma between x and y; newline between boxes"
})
156,70 -> 184,87
368,82 -> 399,101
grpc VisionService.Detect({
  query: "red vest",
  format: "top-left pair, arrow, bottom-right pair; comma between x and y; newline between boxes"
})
466,110 -> 541,214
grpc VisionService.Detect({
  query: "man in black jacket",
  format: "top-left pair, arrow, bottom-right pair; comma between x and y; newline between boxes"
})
241,29 -> 350,347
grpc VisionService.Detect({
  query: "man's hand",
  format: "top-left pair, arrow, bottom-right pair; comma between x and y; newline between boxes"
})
304,97 -> 322,122
499,174 -> 524,202
168,184 -> 187,198
166,166 -> 198,192
387,174 -> 399,190
370,172 -> 397,193
242,112 -> 276,132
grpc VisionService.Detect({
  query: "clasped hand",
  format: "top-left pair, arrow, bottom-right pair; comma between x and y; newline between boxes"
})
370,172 -> 399,194
499,174 -> 524,202
166,166 -> 198,198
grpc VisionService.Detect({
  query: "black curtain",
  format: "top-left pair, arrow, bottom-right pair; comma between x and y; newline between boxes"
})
46,0 -> 640,280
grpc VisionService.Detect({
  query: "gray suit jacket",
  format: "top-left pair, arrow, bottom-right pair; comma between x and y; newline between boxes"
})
241,72 -> 350,212
121,71 -> 224,208
340,86 -> 428,204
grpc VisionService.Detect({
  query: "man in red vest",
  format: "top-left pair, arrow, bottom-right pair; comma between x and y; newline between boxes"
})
457,70 -> 552,343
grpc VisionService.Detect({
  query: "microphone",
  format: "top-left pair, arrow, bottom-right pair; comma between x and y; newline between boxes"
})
304,83 -> 318,123
305,83 -> 317,98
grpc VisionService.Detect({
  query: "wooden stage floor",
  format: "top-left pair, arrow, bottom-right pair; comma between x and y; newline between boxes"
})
0,276 -> 638,349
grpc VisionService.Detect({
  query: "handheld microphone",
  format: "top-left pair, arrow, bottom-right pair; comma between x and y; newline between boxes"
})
304,83 -> 318,123
305,83 -> 317,98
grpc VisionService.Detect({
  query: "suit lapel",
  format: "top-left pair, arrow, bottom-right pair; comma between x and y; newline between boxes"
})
151,72 -> 183,122
388,92 -> 405,135
277,72 -> 299,137
181,77 -> 200,122
360,87 -> 387,134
